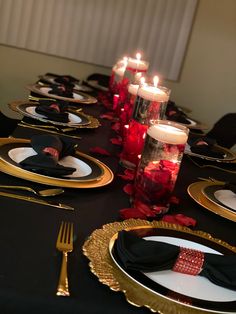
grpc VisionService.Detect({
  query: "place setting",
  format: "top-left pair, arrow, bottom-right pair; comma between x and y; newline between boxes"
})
0,135 -> 114,189
83,219 -> 236,314
26,82 -> 98,104
38,72 -> 94,93
188,179 -> 236,223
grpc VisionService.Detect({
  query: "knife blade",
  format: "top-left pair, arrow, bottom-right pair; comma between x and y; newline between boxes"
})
0,191 -> 74,211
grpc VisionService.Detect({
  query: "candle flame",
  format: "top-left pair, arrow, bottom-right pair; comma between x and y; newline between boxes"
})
136,52 -> 141,61
153,76 -> 159,87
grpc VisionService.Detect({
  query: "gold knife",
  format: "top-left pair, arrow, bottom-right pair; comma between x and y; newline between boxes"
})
0,191 -> 74,211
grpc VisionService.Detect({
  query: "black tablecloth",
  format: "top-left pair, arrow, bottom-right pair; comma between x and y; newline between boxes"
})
0,100 -> 235,314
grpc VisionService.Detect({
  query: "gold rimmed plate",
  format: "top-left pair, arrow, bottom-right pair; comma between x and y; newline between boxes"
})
0,138 -> 113,188
202,184 -> 236,212
10,100 -> 91,127
26,83 -> 97,104
185,144 -> 236,162
83,219 -> 236,314
38,74 -> 94,93
188,181 -> 236,222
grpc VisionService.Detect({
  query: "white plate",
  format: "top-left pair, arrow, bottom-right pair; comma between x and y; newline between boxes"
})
25,106 -> 82,124
8,147 -> 92,178
40,87 -> 84,100
110,235 -> 236,304
214,189 -> 236,211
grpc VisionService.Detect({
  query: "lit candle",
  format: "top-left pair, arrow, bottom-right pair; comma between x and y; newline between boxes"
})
128,83 -> 139,96
126,54 -> 149,72
138,76 -> 169,102
148,123 -> 188,145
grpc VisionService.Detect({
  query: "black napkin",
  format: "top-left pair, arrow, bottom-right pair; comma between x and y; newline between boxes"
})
48,84 -> 74,98
86,73 -> 110,88
35,100 -> 69,123
19,135 -> 77,177
223,182 -> 236,194
46,72 -> 79,84
166,100 -> 191,125
189,137 -> 225,158
116,230 -> 236,291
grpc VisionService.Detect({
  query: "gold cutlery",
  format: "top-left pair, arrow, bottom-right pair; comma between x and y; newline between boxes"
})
28,95 -> 57,102
20,121 -> 77,133
18,122 -> 82,139
0,191 -> 74,210
56,221 -> 74,296
0,185 -> 64,197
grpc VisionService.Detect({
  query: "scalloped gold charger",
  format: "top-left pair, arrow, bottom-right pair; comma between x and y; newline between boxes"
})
0,138 -> 113,188
83,219 -> 236,314
26,83 -> 97,104
188,181 -> 236,222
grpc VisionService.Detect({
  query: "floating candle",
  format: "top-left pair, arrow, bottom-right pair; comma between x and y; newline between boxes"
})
148,123 -> 188,145
127,57 -> 149,71
138,85 -> 169,102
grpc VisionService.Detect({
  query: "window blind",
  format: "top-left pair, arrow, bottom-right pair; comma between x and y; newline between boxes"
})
0,0 -> 198,80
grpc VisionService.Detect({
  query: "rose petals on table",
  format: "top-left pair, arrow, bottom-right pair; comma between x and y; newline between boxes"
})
89,146 -> 111,156
120,207 -> 147,220
111,122 -> 121,132
123,183 -> 134,195
110,137 -> 122,145
117,169 -> 135,181
100,112 -> 115,120
161,214 -> 197,227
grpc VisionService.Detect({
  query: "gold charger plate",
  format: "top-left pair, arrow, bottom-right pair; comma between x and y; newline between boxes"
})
8,100 -> 101,129
83,219 -> 236,314
188,181 -> 236,222
26,83 -> 97,104
0,138 -> 113,188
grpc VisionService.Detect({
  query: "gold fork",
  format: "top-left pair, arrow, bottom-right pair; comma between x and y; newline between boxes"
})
56,221 -> 74,296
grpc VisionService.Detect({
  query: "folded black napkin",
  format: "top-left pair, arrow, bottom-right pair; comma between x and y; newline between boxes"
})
223,182 -> 236,194
20,135 -> 77,177
46,72 -> 79,84
189,137 -> 225,158
166,100 -> 191,125
116,230 -> 236,291
35,100 -> 69,122
86,73 -> 110,88
48,84 -> 74,98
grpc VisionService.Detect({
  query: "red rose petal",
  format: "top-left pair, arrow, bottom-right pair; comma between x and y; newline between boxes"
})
100,112 -> 114,120
117,169 -> 135,181
89,147 -> 111,156
110,137 -> 122,145
123,183 -> 134,195
120,208 -> 147,220
161,214 -> 196,227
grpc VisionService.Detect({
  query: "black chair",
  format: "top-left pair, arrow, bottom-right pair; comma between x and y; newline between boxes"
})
0,111 -> 20,137
206,113 -> 236,149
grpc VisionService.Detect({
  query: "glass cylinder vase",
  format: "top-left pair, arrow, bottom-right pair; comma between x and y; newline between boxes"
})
133,120 -> 189,214
120,84 -> 171,169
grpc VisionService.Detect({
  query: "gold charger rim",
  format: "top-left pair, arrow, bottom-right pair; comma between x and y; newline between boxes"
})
26,83 -> 98,104
83,219 -> 236,314
0,137 -> 114,188
8,100 -> 94,128
188,181 -> 236,222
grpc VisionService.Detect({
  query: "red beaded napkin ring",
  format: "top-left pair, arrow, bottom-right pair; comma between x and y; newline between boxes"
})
172,247 -> 204,276
43,147 -> 59,159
